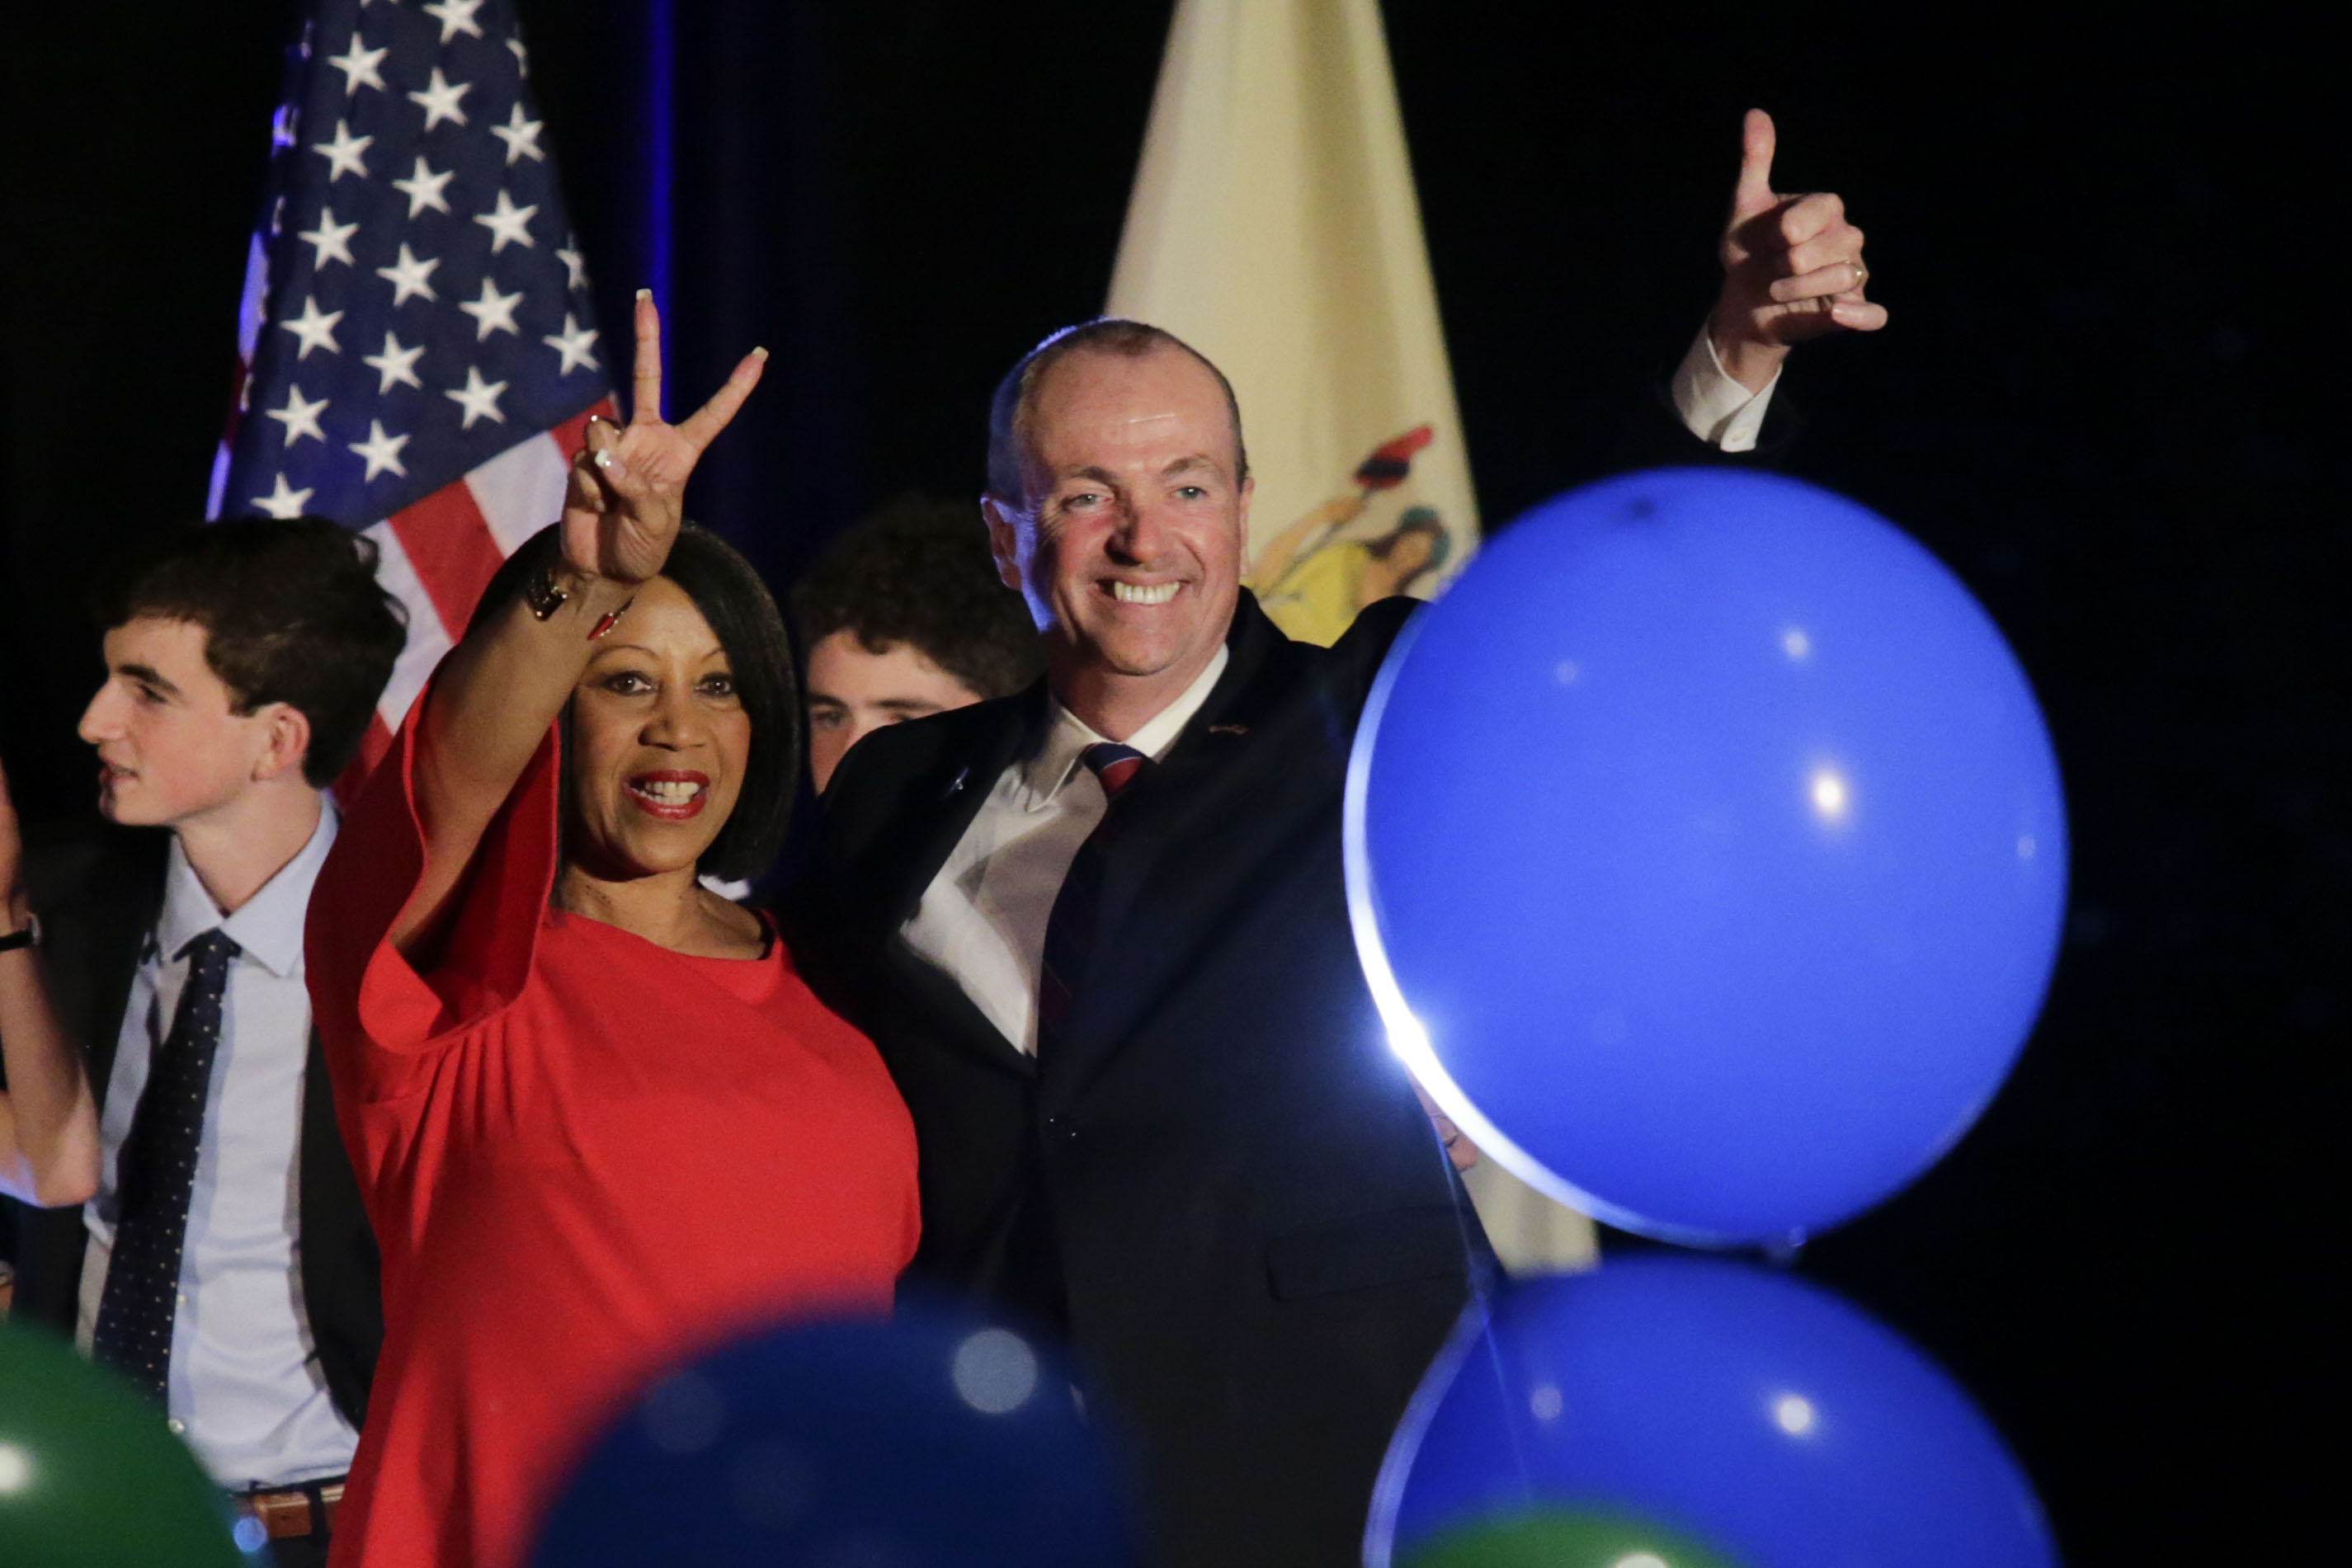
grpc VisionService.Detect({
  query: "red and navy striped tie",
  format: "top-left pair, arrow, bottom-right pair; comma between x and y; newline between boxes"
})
1036,743 -> 1147,1060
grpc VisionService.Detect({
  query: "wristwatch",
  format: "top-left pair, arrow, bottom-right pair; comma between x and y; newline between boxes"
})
0,915 -> 40,953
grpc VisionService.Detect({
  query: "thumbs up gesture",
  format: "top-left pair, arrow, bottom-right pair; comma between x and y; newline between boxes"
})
1710,110 -> 1886,391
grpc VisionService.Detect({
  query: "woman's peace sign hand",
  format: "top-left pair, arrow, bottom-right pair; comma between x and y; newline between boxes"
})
559,290 -> 766,585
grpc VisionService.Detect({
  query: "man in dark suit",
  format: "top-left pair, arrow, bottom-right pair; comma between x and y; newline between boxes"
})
1,519 -> 403,1568
794,115 -> 1880,1565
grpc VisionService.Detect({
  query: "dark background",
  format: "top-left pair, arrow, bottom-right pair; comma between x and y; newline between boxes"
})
5,2 -> 2338,1559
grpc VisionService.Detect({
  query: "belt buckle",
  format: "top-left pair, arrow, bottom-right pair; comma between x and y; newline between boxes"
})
236,1479 -> 346,1541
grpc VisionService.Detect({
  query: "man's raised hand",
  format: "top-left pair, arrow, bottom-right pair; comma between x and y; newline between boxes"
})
560,291 -> 766,585
1711,110 -> 1886,391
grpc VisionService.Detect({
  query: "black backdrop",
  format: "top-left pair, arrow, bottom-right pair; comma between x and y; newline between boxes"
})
3,4 -> 2338,1560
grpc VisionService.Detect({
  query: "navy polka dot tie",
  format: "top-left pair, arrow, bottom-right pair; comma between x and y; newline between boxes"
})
92,928 -> 239,1403
1036,744 -> 1147,1061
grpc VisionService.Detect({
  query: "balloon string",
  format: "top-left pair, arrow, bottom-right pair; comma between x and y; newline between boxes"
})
1434,1128 -> 1540,1503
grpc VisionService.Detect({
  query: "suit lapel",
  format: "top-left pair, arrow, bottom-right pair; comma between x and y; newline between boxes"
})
865,684 -> 1045,926
884,939 -> 1035,1076
865,686 -> 1047,1076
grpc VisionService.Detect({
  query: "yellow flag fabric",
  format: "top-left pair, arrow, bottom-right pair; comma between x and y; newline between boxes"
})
1107,0 -> 1477,645
1107,0 -> 1595,1274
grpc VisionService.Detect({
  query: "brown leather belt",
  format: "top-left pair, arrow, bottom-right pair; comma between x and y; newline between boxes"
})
236,1479 -> 346,1541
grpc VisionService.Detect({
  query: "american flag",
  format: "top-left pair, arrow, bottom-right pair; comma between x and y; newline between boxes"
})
209,0 -> 615,783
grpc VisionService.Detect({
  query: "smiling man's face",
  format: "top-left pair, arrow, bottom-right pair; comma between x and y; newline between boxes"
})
985,344 -> 1251,736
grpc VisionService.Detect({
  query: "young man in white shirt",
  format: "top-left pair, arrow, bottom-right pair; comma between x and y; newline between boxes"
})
1,518 -> 404,1567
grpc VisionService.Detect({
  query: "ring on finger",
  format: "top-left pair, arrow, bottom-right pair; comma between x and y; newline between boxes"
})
1852,261 -> 1869,288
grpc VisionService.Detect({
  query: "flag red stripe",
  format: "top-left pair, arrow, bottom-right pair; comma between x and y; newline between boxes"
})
389,481 -> 507,639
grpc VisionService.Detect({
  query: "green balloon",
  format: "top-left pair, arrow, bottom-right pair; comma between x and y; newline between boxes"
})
1399,1504 -> 1751,1568
0,1322 -> 247,1566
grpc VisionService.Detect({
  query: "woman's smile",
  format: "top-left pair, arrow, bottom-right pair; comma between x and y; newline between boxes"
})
625,769 -> 710,821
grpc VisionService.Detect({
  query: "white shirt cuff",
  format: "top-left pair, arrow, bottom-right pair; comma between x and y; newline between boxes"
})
1671,325 -> 1781,454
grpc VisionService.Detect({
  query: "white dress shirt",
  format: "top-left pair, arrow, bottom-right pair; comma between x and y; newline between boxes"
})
78,803 -> 360,1488
903,645 -> 1230,1056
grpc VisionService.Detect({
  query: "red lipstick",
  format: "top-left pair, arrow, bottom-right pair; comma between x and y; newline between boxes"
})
625,769 -> 712,822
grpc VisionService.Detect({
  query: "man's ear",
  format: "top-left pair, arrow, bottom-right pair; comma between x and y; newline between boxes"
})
252,703 -> 314,786
1233,474 -> 1256,562
979,494 -> 1025,594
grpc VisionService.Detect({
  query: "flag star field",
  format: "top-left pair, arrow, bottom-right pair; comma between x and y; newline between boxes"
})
211,0 -> 617,773
218,0 -> 608,528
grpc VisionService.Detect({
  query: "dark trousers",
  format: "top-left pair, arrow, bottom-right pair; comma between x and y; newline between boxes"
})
264,1532 -> 330,1568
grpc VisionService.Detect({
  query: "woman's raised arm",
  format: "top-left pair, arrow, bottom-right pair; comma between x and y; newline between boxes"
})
393,295 -> 763,954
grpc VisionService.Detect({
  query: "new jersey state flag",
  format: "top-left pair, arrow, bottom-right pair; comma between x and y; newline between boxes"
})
210,0 -> 615,782
1108,0 -> 1595,1274
1108,0 -> 1478,651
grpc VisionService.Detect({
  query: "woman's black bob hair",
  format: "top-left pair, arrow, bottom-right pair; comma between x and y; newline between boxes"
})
472,523 -> 799,884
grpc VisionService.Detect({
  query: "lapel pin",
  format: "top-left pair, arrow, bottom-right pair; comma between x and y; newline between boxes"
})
944,766 -> 971,797
1208,723 -> 1249,736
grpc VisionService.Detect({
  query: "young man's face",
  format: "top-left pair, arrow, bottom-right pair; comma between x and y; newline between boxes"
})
804,630 -> 985,793
78,618 -> 288,830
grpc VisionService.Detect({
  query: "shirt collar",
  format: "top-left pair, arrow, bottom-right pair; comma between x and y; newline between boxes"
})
155,799 -> 340,978
1020,643 -> 1231,810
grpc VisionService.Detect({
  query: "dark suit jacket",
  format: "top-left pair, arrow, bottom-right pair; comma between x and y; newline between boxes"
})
788,393 -> 1785,1564
789,591 -> 1487,1566
2,820 -> 381,1432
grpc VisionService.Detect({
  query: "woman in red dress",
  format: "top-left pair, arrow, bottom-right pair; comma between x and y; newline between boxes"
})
306,300 -> 918,1568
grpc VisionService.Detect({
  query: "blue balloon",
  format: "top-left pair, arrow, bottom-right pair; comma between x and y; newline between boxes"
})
1369,1258 -> 2057,1568
530,1302 -> 1140,1567
1346,469 -> 2067,1243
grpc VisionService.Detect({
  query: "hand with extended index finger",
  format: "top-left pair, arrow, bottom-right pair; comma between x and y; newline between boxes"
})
560,290 -> 767,585
1710,109 -> 1886,391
